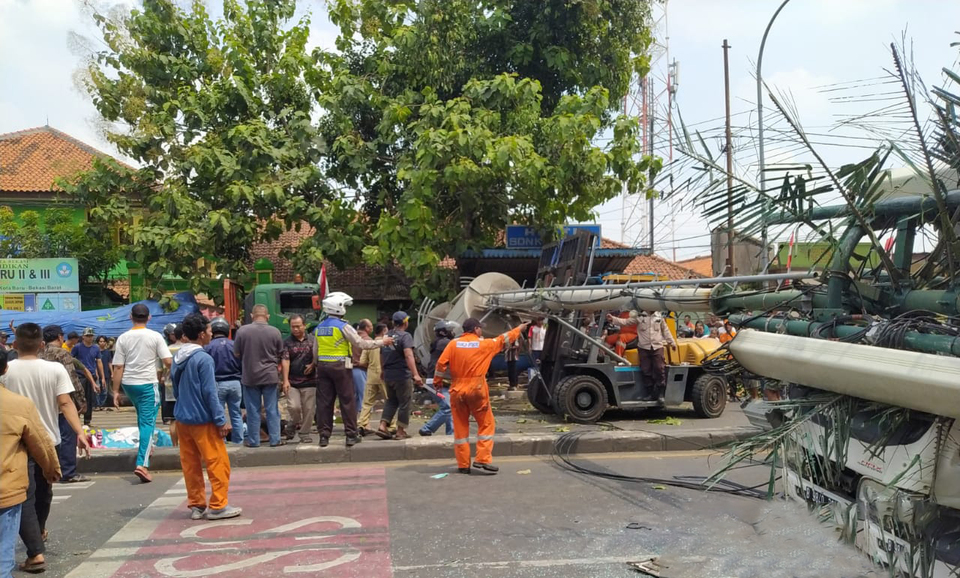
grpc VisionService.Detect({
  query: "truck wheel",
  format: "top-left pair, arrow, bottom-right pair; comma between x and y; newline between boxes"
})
556,375 -> 609,424
692,374 -> 727,418
526,374 -> 555,415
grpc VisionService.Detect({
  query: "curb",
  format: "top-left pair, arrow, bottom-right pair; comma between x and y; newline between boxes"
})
77,426 -> 761,474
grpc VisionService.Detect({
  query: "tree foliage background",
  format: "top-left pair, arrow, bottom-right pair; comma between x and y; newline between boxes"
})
0,206 -> 122,284
70,0 -> 658,299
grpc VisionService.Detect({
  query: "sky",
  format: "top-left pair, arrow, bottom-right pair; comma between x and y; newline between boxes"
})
2,0 -> 959,262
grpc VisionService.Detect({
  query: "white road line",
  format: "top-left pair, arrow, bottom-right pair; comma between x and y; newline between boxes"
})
393,555 -> 657,571
52,495 -> 70,503
64,485 -> 185,578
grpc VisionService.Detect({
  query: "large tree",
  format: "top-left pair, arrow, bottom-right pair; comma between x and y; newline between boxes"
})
72,0 -> 657,299
68,0 -> 327,290
308,0 -> 659,297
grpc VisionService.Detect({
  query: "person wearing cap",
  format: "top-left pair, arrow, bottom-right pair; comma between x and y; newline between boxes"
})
72,328 -> 105,425
434,317 -> 529,474
113,304 -> 173,483
314,292 -> 393,448
39,325 -> 94,484
374,312 -> 422,440
0,330 -> 9,351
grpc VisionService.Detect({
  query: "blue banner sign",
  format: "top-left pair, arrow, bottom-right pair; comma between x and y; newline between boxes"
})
505,225 -> 601,249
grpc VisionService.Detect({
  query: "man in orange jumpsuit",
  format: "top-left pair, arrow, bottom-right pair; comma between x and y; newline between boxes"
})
434,317 -> 529,475
603,311 -> 639,356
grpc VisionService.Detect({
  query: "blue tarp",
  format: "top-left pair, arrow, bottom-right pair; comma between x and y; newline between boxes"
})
0,292 -> 200,339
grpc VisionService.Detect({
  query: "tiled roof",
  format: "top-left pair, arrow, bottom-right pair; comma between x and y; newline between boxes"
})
0,126 -> 126,193
676,255 -> 713,277
248,225 -> 316,283
623,254 -> 705,280
248,224 -> 413,301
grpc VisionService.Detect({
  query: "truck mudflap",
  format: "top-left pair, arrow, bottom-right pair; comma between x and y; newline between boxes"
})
784,468 -> 960,578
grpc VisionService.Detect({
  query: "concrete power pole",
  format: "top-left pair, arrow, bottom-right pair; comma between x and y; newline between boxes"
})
723,39 -> 735,276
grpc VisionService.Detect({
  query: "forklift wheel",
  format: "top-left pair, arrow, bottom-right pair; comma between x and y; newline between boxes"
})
691,374 -> 727,419
555,375 -> 609,424
526,374 -> 555,415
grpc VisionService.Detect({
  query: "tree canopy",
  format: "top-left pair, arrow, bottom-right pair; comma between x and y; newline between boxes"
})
0,206 -> 122,285
71,0 -> 658,299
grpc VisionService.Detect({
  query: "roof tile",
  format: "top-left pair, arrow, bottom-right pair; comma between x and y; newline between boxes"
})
0,126 -> 128,193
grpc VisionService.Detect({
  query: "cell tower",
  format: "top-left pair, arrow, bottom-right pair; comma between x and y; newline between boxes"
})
620,0 -> 677,254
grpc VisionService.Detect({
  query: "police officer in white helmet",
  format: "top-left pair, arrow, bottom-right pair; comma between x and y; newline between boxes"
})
314,292 -> 394,447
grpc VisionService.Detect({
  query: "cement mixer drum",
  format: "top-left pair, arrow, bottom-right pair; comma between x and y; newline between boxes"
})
461,273 -> 523,336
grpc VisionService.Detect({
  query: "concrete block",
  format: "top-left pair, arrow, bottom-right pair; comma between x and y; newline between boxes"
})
405,437 -> 451,460
502,435 -> 535,457
150,449 -> 183,471
611,432 -> 664,453
563,433 -> 614,455
662,433 -> 712,451
708,427 -> 760,448
78,450 -> 137,474
232,444 -> 297,468
348,440 -> 405,463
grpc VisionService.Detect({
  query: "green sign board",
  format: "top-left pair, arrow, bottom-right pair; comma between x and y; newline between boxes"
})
0,258 -> 80,293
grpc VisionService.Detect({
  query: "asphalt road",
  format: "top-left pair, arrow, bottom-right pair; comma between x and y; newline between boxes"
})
19,453 -> 879,578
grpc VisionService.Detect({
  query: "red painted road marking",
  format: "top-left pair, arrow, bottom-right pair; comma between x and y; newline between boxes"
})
108,467 -> 392,578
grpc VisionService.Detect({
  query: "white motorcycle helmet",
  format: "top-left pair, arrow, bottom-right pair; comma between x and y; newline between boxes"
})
322,292 -> 353,317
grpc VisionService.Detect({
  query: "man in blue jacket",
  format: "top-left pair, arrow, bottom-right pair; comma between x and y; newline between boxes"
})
171,313 -> 241,521
203,318 -> 244,444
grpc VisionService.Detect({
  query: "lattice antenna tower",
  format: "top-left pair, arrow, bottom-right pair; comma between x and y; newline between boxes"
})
620,0 -> 677,253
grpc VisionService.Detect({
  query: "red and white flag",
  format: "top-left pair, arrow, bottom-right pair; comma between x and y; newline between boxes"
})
884,235 -> 896,254
317,263 -> 329,301
786,229 -> 797,272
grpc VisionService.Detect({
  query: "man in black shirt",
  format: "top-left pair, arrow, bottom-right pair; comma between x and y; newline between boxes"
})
281,315 -> 316,443
375,312 -> 422,440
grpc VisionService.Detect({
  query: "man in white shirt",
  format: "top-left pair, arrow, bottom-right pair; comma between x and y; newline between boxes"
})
528,318 -> 546,381
3,322 -> 89,573
112,304 -> 173,483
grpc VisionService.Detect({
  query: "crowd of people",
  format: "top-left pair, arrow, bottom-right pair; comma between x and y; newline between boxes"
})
0,291 -> 532,576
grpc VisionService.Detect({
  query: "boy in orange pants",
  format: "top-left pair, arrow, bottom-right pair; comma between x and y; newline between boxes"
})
170,313 -> 240,521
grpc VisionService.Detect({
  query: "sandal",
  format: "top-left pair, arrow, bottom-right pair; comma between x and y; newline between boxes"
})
374,429 -> 393,440
19,560 -> 46,574
270,440 -> 287,447
134,467 -> 152,483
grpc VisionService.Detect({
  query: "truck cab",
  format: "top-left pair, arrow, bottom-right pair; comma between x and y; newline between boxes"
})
243,283 -> 321,337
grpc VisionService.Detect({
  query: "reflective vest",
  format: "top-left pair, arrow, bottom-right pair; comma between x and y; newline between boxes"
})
315,317 -> 351,363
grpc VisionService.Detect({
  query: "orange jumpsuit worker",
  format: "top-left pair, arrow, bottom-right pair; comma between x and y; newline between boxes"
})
434,317 -> 529,475
604,311 -> 639,356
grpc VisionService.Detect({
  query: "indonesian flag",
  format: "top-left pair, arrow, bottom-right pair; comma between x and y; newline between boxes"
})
884,235 -> 896,254
786,229 -> 797,272
317,263 -> 329,301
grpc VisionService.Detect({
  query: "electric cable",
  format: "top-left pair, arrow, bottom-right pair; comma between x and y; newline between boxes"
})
551,432 -> 774,500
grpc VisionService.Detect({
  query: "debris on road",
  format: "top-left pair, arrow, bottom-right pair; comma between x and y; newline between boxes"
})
625,522 -> 651,530
647,417 -> 682,426
516,469 -> 532,475
430,473 -> 449,479
627,556 -> 663,576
